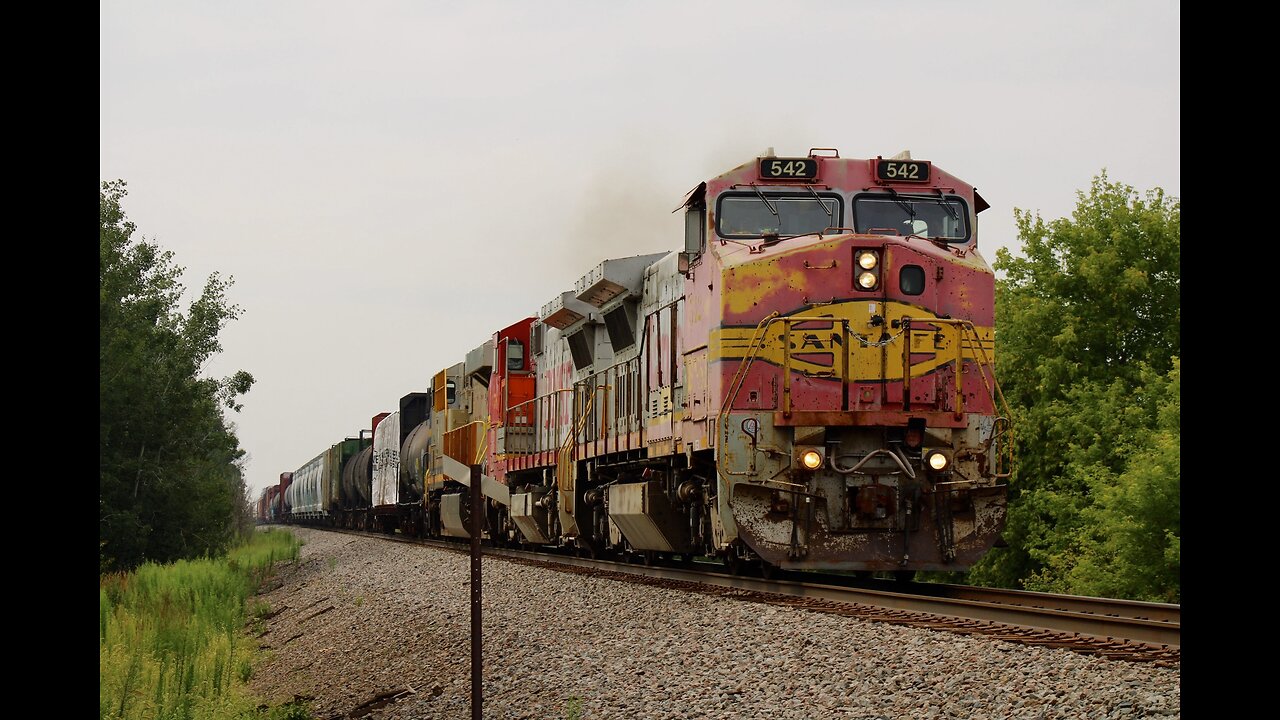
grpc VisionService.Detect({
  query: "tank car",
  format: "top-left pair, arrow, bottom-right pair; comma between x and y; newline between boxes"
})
336,414 -> 382,530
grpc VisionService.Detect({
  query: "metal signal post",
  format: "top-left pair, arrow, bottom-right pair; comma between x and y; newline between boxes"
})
470,463 -> 483,720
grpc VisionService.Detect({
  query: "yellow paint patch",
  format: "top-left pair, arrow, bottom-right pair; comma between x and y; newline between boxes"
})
721,261 -> 811,316
712,300 -> 993,381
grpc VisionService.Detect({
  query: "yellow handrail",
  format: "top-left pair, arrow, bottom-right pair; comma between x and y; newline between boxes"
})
900,317 -> 1015,479
715,311 -> 780,482
955,321 -> 1016,479
556,390 -> 596,493
473,418 -> 491,466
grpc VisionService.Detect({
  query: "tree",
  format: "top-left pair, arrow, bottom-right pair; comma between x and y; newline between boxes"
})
967,172 -> 1180,601
100,180 -> 255,572
1027,361 -> 1180,601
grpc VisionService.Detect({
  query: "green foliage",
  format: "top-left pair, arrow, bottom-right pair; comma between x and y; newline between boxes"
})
967,172 -> 1179,601
99,529 -> 305,719
991,172 -> 1180,399
1023,362 -> 1181,601
100,180 -> 256,572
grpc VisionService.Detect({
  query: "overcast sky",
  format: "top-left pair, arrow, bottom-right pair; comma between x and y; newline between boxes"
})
100,1 -> 1180,499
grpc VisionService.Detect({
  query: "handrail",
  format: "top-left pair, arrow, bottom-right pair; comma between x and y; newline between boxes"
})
442,419 -> 487,468
954,321 -> 1015,479
503,388 -> 572,458
716,311 -> 780,481
776,315 -> 848,416
716,310 -> 1014,487
557,390 -> 596,494
473,418 -> 490,465
506,388 -> 572,417
898,317 -> 1015,479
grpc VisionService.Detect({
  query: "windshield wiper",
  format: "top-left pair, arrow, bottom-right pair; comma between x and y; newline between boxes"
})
935,190 -> 958,221
805,185 -> 832,223
885,187 -> 915,219
749,183 -> 778,217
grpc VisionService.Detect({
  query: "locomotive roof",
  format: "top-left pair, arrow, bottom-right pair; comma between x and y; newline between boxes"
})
681,151 -> 989,214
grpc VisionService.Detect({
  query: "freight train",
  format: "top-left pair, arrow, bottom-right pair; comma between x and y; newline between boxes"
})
256,148 -> 1013,576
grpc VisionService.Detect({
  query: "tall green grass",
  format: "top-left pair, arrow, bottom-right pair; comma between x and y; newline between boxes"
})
100,528 -> 307,720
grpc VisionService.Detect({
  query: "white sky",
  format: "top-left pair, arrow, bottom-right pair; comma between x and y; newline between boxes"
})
99,1 -> 1180,498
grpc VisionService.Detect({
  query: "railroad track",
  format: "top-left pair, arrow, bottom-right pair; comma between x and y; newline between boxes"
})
285,525 -> 1180,667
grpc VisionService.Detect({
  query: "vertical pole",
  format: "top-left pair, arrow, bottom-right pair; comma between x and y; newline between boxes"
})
470,464 -> 483,720
841,318 -> 850,411
782,318 -> 792,415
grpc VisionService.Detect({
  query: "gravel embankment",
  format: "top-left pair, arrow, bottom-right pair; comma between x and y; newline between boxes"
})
249,527 -> 1180,719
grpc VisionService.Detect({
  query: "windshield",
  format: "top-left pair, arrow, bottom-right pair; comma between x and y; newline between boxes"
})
853,195 -> 969,243
716,192 -> 843,239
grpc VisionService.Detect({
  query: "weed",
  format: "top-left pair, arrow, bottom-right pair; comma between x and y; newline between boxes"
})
99,528 -> 308,719
565,695 -> 584,720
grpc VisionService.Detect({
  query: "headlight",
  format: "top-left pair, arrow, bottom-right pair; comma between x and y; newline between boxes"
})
857,251 -> 878,269
857,271 -> 878,289
798,448 -> 824,470
925,449 -> 951,472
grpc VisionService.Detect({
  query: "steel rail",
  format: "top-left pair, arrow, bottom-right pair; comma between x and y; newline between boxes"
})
465,545 -> 1180,650
280,526 -> 1179,661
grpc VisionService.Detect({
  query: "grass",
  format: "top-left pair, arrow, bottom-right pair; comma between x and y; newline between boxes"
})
100,528 -> 307,720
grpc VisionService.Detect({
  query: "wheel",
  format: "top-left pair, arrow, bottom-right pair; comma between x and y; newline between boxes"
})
893,570 -> 915,582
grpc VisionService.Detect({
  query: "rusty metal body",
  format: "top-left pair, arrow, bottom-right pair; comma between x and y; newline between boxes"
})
689,152 -> 1010,571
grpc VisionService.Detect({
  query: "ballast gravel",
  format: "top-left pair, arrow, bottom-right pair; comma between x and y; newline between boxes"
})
249,527 -> 1180,719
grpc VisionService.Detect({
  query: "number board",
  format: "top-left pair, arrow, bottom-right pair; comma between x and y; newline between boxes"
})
876,159 -> 931,183
759,157 -> 819,181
